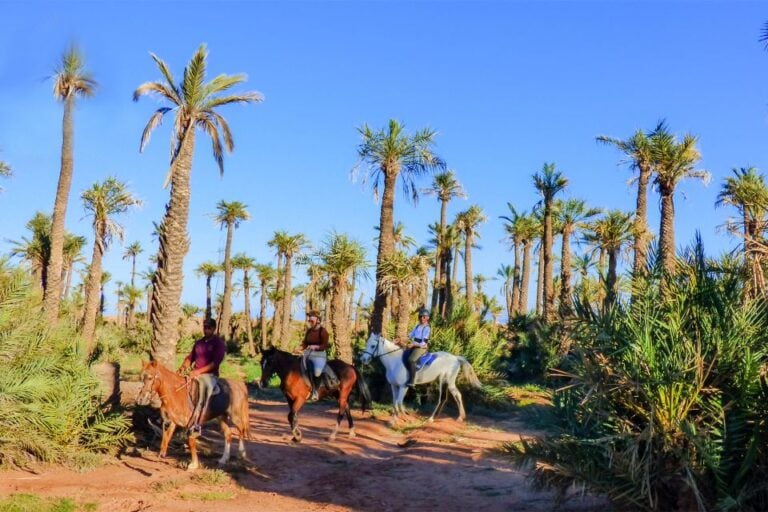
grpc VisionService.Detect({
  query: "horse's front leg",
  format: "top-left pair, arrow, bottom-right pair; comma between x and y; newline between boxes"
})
159,421 -> 176,458
217,420 -> 233,465
187,433 -> 199,471
288,397 -> 304,443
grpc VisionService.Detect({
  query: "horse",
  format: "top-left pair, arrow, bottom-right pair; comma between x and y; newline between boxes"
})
259,347 -> 371,443
360,333 -> 482,423
136,360 -> 251,470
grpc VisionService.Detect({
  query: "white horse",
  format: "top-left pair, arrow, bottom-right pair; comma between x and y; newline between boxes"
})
360,333 -> 482,423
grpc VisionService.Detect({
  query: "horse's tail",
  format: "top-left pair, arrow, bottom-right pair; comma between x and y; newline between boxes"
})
458,357 -> 483,389
353,365 -> 372,413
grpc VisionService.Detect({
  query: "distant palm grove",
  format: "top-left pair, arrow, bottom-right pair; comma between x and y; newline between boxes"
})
3,40 -> 768,512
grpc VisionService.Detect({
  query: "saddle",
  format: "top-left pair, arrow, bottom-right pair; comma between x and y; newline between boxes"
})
401,350 -> 438,371
299,356 -> 340,390
186,377 -> 222,413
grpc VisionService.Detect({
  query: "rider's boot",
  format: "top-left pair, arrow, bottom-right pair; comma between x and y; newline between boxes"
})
309,375 -> 319,401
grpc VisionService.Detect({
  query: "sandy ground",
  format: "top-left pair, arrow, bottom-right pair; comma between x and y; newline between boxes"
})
0,384 -> 605,512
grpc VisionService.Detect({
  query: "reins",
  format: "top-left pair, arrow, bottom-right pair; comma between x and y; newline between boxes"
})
362,336 -> 404,361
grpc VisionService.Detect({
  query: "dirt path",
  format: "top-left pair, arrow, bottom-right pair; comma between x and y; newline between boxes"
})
0,387 -> 604,511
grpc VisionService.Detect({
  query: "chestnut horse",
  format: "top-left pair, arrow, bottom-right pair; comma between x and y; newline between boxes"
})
259,348 -> 371,443
136,360 -> 251,470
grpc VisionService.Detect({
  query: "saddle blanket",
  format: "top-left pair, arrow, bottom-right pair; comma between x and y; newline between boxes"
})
402,351 -> 437,370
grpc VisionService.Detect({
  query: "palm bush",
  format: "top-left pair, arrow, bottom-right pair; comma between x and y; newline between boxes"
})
506,238 -> 768,511
0,261 -> 132,468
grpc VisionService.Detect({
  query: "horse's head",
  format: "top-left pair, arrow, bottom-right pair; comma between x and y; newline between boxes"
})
259,347 -> 278,388
360,333 -> 383,364
136,359 -> 160,406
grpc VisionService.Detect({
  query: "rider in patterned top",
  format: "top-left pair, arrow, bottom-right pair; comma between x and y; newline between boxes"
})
298,310 -> 329,400
400,308 -> 431,387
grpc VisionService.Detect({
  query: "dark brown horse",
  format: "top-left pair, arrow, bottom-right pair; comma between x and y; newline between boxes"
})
136,360 -> 251,470
259,348 -> 370,442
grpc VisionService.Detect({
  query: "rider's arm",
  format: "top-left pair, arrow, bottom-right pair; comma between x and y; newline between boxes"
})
316,328 -> 330,351
177,343 -> 196,373
190,337 -> 226,377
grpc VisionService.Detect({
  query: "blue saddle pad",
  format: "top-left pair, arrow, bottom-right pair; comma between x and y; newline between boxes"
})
401,351 -> 437,369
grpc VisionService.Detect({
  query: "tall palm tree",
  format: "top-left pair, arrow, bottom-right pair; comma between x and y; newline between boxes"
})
555,199 -> 600,318
80,178 -> 141,353
353,119 -> 445,333
194,261 -> 222,323
214,200 -> 250,340
651,126 -> 708,282
716,166 -> 768,298
254,263 -> 276,350
317,232 -> 368,363
533,163 -> 568,322
267,231 -> 287,345
515,212 -> 539,315
122,241 -> 143,287
134,44 -> 262,365
43,46 -> 97,321
583,210 -> 634,308
269,232 -> 309,348
455,205 -> 487,312
597,126 -> 655,281
379,251 -> 426,344
422,170 -> 466,316
122,284 -> 144,328
231,253 -> 257,355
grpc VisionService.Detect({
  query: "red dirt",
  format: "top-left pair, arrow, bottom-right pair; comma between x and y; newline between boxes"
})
0,386 -> 605,511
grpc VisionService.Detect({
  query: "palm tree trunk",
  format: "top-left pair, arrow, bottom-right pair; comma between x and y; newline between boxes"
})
605,249 -> 619,309
520,241 -> 532,315
659,186 -> 676,281
82,234 -> 104,355
536,245 -> 544,316
330,273 -> 352,363
131,255 -> 137,287
542,199 -> 555,322
243,271 -> 255,356
371,172 -> 398,333
559,225 -> 573,319
464,230 -> 474,311
271,254 -> 284,345
394,284 -> 410,343
280,254 -> 294,348
150,127 -> 195,366
452,242 -> 460,296
632,165 -> 651,281
220,222 -> 234,339
44,95 -> 75,321
512,240 -> 521,315
204,276 -> 213,322
432,198 -> 448,318
259,280 -> 268,350
444,249 -> 454,318
348,269 -> 357,325
146,284 -> 153,321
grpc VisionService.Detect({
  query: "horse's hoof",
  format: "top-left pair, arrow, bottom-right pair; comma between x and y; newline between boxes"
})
187,462 -> 199,471
428,417 -> 435,423
457,416 -> 465,423
348,429 -> 356,439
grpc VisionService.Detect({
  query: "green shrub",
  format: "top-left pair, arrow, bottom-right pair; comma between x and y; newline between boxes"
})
506,240 -> 768,511
0,263 -> 133,468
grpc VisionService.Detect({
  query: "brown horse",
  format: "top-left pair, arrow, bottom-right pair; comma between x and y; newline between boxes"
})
136,360 -> 251,470
259,348 -> 370,443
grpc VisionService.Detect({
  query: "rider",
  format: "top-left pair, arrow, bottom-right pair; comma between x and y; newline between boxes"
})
299,310 -> 329,401
178,317 -> 226,437
400,308 -> 431,388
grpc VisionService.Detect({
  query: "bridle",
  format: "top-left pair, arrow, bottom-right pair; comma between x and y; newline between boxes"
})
361,334 -> 403,362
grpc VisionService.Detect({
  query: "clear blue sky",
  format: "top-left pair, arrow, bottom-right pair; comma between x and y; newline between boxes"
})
1,1 -> 767,316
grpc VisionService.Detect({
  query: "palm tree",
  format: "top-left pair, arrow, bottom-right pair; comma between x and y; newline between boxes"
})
195,261 -> 222,323
515,212 -> 540,315
533,163 -> 568,322
140,266 -> 156,321
716,166 -> 768,298
317,232 -> 368,363
254,263 -> 276,350
99,271 -> 111,319
379,251 -> 426,343
134,44 -> 262,365
43,46 -> 97,321
651,125 -> 709,281
497,264 -> 514,320
455,205 -> 487,312
214,200 -> 250,340
278,233 -> 309,348
571,252 -> 597,305
231,253 -> 257,356
555,199 -> 600,318
422,170 -> 466,317
500,203 -> 524,315
583,211 -> 634,308
122,284 -> 144,328
353,119 -> 445,333
267,230 -> 288,345
62,233 -> 87,299
122,241 -> 143,287
80,178 -> 141,353
597,126 -> 655,281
